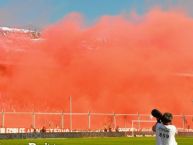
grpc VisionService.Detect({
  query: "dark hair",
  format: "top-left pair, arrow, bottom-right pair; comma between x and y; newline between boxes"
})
161,112 -> 173,124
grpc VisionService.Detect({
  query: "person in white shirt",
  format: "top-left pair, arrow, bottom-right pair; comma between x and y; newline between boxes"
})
152,112 -> 178,145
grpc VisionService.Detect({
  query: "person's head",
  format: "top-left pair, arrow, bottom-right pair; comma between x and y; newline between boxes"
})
161,112 -> 173,125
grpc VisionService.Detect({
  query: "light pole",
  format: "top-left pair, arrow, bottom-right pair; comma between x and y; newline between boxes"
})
70,96 -> 72,132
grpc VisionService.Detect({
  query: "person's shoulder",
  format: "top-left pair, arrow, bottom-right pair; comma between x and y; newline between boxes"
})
170,125 -> 176,129
156,123 -> 163,129
167,125 -> 177,132
156,122 -> 162,126
156,123 -> 162,127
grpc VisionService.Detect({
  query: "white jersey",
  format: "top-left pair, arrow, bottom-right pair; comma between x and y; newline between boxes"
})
156,123 -> 177,145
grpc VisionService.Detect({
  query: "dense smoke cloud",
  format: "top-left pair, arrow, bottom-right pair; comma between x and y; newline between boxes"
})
0,9 -> 193,116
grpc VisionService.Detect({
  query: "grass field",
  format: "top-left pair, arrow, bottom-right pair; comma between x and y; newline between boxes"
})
0,137 -> 192,145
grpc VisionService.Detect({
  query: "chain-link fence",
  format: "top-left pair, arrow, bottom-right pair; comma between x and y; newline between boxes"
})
0,111 -> 192,133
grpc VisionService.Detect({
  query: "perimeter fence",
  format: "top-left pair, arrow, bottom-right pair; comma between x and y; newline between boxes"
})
0,111 -> 193,133
0,111 -> 192,133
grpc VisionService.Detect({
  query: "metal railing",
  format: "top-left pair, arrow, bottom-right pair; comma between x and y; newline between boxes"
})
0,111 -> 192,131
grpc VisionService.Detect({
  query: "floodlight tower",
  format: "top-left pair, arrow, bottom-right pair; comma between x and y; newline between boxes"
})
70,96 -> 72,132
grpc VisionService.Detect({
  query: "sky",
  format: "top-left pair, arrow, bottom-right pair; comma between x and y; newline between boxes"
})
0,0 -> 193,28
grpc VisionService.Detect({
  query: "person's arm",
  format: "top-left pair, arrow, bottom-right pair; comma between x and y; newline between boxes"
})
152,123 -> 157,132
174,125 -> 178,134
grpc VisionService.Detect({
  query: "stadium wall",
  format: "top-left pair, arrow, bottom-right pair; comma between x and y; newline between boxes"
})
0,131 -> 192,139
0,132 -> 125,139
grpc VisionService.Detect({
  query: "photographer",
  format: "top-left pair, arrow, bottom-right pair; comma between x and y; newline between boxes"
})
152,111 -> 178,145
152,109 -> 163,145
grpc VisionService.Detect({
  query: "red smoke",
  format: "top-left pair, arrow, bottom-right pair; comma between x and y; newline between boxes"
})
0,9 -> 193,117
